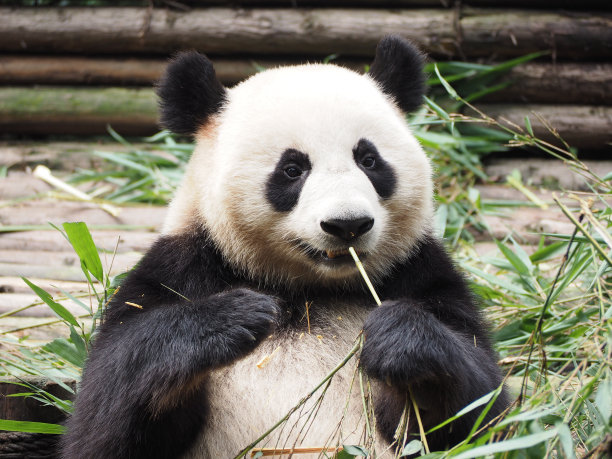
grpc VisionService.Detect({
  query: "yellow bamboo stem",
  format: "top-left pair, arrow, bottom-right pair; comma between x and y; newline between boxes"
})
250,446 -> 343,457
348,247 -> 381,306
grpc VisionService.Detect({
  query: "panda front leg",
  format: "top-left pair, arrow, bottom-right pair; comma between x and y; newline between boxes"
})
60,288 -> 279,459
360,300 -> 507,452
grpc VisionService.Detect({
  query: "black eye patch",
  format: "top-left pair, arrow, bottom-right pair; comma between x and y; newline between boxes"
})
265,149 -> 312,212
353,139 -> 396,199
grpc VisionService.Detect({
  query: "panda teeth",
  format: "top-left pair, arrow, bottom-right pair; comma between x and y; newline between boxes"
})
325,249 -> 350,259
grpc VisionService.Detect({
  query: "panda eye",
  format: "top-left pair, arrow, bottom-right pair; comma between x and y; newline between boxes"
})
284,165 -> 303,178
361,156 -> 376,169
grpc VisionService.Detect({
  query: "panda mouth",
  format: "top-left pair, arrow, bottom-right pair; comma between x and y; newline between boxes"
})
323,249 -> 354,260
299,243 -> 365,265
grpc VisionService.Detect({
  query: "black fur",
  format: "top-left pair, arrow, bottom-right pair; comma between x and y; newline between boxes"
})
369,35 -> 426,114
362,237 -> 510,449
60,231 -> 280,459
61,228 -> 508,457
353,138 -> 397,199
265,148 -> 312,212
156,51 -> 227,136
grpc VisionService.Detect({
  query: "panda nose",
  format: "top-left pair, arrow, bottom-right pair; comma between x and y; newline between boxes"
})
320,217 -> 374,242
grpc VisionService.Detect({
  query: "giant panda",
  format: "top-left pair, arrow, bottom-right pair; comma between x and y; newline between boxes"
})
60,35 -> 509,458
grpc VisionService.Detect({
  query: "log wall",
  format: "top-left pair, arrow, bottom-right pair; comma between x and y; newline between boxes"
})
0,2 -> 610,151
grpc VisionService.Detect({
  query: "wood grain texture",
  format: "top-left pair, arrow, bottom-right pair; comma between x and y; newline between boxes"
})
2,7 -> 609,58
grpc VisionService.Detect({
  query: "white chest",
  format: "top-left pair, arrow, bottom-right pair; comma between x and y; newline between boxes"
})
186,304 -> 392,458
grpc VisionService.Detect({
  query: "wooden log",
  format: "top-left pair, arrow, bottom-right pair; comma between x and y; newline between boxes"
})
0,55 -> 366,86
460,8 -> 612,60
0,230 -> 158,253
0,249 -> 141,276
0,276 -> 90,295
0,182 -> 167,228
476,104 -> 612,150
0,87 -> 158,135
484,158 -> 612,191
0,7 -> 455,57
5,1 -> 610,8
0,292 -> 91,317
2,86 -> 610,148
0,56 -> 167,86
0,379 -> 73,424
0,143 -> 106,173
2,57 -> 611,106
1,7 -> 610,58
484,63 -> 612,105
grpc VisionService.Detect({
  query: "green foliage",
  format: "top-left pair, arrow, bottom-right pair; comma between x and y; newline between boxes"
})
0,221 -> 114,425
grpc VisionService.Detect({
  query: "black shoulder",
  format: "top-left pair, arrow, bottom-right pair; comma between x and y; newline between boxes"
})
379,236 -> 488,337
156,51 -> 227,136
105,228 -> 237,323
368,35 -> 426,114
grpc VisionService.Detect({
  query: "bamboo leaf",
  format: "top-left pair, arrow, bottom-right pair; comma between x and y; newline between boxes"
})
0,420 -> 65,434
496,240 -> 530,276
342,445 -> 369,456
401,440 -> 423,456
524,115 -> 534,136
62,222 -> 104,283
453,428 -> 558,459
555,422 -> 576,459
43,338 -> 85,368
427,388 -> 500,435
21,278 -> 79,327
434,64 -> 460,100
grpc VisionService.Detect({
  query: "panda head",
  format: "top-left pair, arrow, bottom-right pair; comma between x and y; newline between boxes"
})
158,35 -> 434,287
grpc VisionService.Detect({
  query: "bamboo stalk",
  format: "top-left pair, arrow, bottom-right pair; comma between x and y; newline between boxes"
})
33,165 -> 120,217
250,446 -> 343,457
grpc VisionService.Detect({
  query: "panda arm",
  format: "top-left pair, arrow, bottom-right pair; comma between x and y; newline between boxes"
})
61,233 -> 279,459
361,237 -> 509,447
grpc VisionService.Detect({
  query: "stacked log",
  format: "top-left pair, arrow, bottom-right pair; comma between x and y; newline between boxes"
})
0,2 -> 610,149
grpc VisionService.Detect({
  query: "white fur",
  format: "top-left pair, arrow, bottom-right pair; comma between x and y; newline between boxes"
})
186,302 -> 392,458
164,63 -> 434,288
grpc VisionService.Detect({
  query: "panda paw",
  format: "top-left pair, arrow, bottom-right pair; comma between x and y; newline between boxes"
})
360,300 -> 461,388
204,288 -> 280,365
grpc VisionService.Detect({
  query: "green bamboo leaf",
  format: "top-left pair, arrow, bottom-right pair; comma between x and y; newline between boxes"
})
434,64 -> 460,100
69,326 -> 88,359
21,277 -> 79,327
452,427 -> 558,459
427,388 -> 501,435
435,204 -> 448,238
401,440 -> 423,456
63,222 -> 104,283
0,420 -> 65,434
529,241 -> 567,263
43,338 -> 85,368
524,115 -> 534,136
462,264 -> 528,296
342,445 -> 368,456
496,240 -> 530,276
555,422 -> 576,459
424,96 -> 450,121
334,451 -> 355,459
594,375 -> 612,421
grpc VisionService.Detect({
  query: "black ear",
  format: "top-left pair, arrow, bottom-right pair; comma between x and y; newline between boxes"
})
368,35 -> 426,113
156,51 -> 227,136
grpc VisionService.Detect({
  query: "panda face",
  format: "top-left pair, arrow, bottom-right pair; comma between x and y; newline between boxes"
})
174,64 -> 434,286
